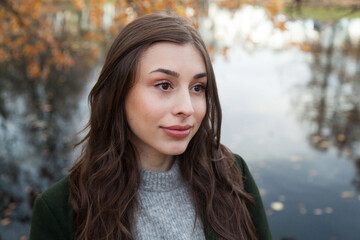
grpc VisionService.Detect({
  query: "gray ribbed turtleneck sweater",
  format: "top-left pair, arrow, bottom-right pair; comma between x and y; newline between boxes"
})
133,161 -> 206,240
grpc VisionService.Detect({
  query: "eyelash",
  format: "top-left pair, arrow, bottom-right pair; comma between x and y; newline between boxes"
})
155,81 -> 172,91
154,81 -> 207,93
191,84 -> 207,93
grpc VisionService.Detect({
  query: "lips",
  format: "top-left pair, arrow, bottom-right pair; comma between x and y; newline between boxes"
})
161,125 -> 192,138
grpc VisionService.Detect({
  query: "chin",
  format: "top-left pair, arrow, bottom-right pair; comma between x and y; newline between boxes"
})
166,149 -> 186,156
165,145 -> 188,156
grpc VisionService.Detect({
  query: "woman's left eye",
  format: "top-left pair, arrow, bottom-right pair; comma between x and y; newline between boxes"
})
191,84 -> 206,93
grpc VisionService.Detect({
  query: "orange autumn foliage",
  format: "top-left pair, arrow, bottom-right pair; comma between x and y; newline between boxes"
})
0,0 -> 288,81
265,0 -> 284,16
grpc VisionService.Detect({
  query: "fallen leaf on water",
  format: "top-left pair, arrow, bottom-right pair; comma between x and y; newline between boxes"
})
341,191 -> 355,198
290,155 -> 301,162
4,208 -> 12,216
337,134 -> 346,142
325,207 -> 333,214
270,202 -> 284,211
1,218 -> 11,226
313,208 -> 323,215
320,140 -> 328,149
300,43 -> 311,52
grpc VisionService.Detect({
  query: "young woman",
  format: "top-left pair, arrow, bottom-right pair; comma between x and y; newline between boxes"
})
30,13 -> 272,240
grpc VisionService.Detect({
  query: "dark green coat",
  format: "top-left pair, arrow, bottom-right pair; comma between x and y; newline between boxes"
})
30,154 -> 272,240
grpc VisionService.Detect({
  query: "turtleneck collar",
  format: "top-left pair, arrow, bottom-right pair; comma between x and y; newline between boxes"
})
139,160 -> 182,192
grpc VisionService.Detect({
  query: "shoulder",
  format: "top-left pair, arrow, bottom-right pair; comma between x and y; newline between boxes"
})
232,153 -> 273,240
38,175 -> 71,211
233,153 -> 254,187
30,176 -> 74,240
42,175 -> 70,198
233,153 -> 247,171
232,153 -> 259,198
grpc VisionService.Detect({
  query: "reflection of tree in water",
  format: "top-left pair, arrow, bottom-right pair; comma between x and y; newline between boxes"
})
0,4 -> 98,233
0,41 -> 92,229
295,20 -> 360,191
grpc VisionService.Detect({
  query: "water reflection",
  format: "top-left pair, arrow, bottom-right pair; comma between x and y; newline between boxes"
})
211,10 -> 360,238
0,40 -> 94,238
293,19 -> 360,191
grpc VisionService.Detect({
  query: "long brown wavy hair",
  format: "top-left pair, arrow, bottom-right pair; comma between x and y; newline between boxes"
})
69,13 -> 257,240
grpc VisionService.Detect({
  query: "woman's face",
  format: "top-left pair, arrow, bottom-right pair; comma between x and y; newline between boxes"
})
125,42 -> 207,170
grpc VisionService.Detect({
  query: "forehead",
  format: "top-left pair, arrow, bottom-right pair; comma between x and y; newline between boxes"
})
138,42 -> 206,72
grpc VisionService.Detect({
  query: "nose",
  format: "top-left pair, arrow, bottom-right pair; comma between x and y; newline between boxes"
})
172,89 -> 194,117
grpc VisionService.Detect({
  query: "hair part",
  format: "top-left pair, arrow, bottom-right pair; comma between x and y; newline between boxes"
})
70,12 -> 257,240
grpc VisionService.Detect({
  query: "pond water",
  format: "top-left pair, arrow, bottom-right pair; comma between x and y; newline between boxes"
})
215,46 -> 360,239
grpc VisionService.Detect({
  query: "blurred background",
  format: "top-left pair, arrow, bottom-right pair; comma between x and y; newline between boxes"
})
0,0 -> 359,239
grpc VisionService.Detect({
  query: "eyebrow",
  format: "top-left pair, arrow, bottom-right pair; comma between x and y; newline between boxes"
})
194,73 -> 207,79
150,68 -> 179,78
150,68 -> 207,79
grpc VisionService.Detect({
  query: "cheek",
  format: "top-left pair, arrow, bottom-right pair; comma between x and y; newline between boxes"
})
140,96 -> 168,119
126,94 -> 165,124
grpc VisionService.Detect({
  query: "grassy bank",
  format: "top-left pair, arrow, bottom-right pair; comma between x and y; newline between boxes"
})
285,7 -> 360,21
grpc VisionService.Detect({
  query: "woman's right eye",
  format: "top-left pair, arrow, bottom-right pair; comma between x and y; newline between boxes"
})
155,82 -> 171,91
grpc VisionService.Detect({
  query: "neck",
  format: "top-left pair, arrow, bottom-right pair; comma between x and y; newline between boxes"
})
139,153 -> 175,172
